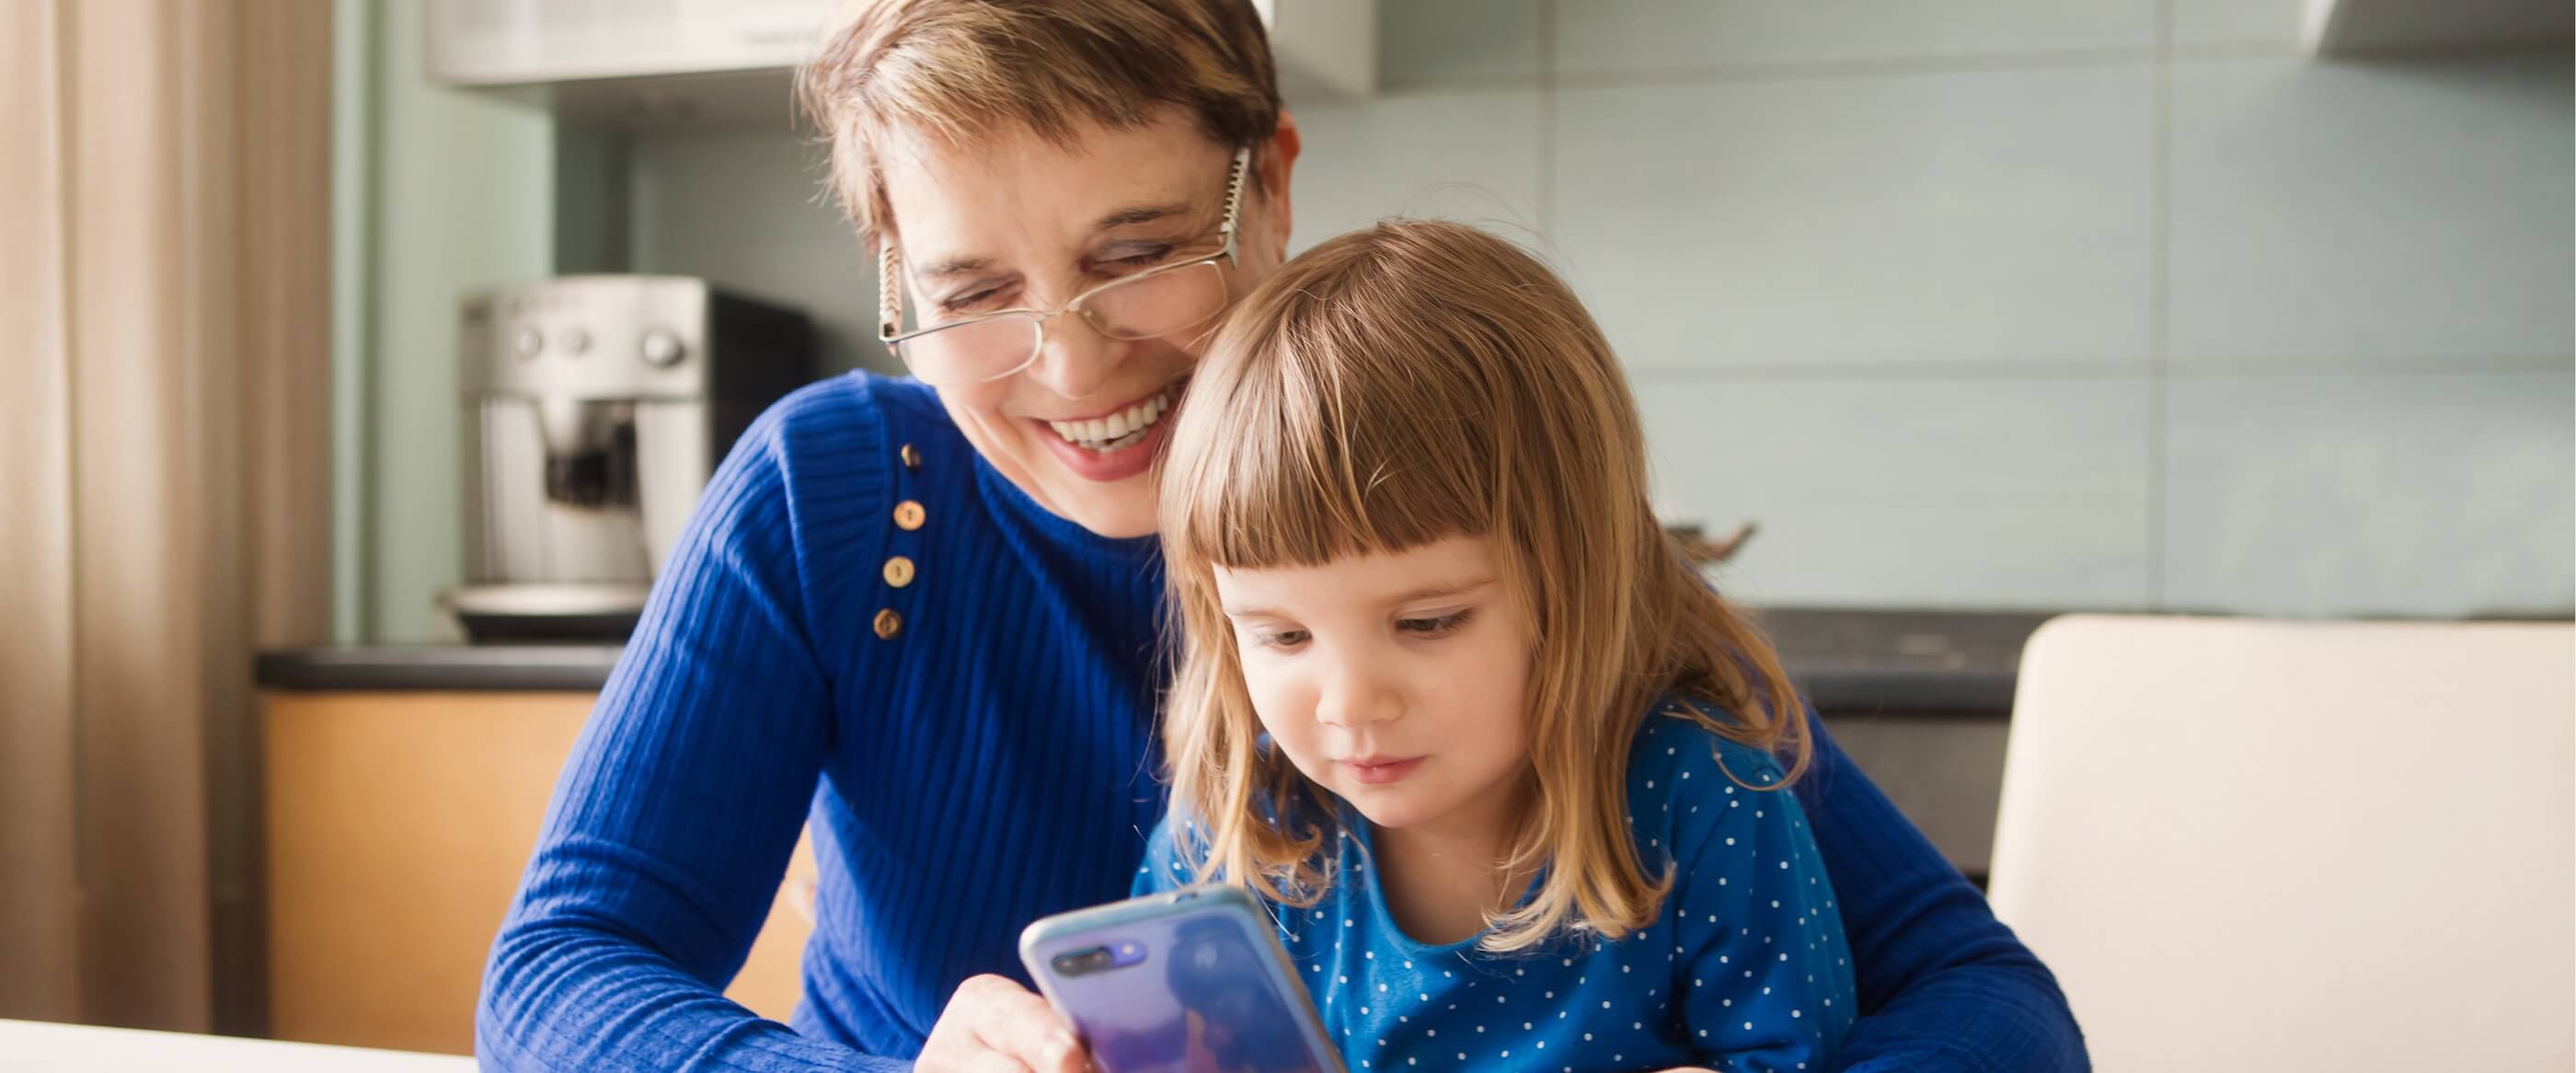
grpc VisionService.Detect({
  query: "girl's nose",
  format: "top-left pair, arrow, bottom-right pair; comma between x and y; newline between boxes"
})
1313,659 -> 1402,729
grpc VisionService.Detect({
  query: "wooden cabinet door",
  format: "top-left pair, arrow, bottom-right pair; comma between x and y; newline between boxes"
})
263,691 -> 816,1055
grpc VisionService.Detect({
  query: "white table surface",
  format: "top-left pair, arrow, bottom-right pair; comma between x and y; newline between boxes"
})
0,1019 -> 476,1071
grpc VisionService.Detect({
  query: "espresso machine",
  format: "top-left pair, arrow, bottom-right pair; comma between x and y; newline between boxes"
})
444,276 -> 812,640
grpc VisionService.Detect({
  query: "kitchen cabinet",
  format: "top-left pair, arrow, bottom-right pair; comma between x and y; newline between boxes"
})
262,690 -> 813,1055
423,0 -> 1375,132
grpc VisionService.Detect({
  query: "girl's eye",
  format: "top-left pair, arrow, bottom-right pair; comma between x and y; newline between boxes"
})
1396,610 -> 1474,638
1256,629 -> 1310,650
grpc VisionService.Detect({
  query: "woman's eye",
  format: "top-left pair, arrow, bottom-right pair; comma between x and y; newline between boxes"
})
937,284 -> 1013,314
1096,246 -> 1175,272
1396,610 -> 1473,638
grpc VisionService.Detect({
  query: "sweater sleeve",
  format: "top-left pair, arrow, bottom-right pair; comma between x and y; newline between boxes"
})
477,394 -> 902,1073
1796,710 -> 2090,1072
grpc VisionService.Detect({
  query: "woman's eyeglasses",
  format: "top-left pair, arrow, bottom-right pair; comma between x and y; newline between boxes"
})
877,146 -> 1250,387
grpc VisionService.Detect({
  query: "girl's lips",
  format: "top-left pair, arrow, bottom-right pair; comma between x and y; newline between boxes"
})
1343,756 -> 1425,786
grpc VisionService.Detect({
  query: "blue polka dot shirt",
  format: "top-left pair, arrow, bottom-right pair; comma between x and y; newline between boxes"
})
1138,698 -> 1857,1073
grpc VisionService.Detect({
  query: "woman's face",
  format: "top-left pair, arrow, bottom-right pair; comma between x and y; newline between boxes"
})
878,110 -> 1297,537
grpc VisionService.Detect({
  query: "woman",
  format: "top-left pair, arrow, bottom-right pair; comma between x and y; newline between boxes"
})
475,2 -> 2087,1070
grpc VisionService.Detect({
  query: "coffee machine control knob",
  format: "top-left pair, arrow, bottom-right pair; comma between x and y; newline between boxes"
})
639,328 -> 685,367
515,327 -> 545,360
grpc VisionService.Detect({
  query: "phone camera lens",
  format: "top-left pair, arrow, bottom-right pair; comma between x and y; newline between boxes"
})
1053,948 -> 1112,977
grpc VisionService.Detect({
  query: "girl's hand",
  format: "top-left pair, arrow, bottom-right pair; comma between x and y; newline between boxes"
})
917,974 -> 1088,1073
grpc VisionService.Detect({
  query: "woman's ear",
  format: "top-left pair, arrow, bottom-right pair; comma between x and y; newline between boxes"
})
1257,110 -> 1301,254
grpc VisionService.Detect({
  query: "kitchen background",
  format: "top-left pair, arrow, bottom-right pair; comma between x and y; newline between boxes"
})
6,0 -> 2565,1065
339,0 -> 2574,649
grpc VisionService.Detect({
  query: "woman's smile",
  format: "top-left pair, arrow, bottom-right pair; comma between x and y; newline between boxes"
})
1028,380 -> 1187,482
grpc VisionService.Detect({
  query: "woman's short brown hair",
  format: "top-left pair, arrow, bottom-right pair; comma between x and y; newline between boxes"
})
796,0 -> 1281,242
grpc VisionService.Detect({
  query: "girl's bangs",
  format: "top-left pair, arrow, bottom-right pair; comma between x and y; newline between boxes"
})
1165,313 -> 1500,574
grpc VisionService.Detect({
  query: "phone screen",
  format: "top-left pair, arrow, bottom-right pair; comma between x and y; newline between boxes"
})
1025,891 -> 1341,1073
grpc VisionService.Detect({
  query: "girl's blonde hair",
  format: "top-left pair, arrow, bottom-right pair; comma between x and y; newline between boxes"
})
1156,220 -> 1811,952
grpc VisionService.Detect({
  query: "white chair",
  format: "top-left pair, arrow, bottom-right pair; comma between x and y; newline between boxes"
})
1989,615 -> 2573,1071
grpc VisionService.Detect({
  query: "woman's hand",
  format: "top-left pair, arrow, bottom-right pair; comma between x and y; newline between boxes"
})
917,975 -> 1088,1073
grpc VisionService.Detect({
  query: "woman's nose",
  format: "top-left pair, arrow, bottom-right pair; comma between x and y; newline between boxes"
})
1022,314 -> 1123,400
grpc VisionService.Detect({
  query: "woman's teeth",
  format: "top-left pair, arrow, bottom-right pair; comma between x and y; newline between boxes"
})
1047,389 -> 1174,453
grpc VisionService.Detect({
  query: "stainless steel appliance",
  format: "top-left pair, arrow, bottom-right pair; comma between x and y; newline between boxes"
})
444,275 -> 812,640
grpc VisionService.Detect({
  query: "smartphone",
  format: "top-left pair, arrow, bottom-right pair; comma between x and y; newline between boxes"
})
1019,885 -> 1348,1073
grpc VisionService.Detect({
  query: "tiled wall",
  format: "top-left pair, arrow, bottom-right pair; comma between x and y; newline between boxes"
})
627,0 -> 2574,619
628,132 -> 891,379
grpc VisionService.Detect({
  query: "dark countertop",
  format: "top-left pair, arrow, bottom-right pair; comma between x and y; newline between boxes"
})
257,643 -> 627,694
255,607 -> 2057,717
1756,607 -> 2051,716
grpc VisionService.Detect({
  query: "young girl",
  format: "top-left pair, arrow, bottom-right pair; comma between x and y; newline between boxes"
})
1136,220 -> 1855,1072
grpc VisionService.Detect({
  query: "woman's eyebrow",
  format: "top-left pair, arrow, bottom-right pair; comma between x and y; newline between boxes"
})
912,204 -> 1195,280
1093,202 -> 1192,232
914,255 -> 995,280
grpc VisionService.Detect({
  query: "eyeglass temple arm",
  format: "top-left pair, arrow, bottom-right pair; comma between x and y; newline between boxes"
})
879,239 -> 903,346
1218,145 -> 1247,247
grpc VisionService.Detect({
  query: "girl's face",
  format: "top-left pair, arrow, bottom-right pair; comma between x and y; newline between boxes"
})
877,110 -> 1297,538
1213,535 -> 1535,836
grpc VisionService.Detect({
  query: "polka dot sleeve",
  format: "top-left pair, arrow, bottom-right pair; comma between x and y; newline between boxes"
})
1670,744 -> 1857,1070
1131,813 -> 1203,897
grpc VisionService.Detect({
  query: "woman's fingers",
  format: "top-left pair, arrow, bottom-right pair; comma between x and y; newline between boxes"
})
918,974 -> 1087,1073
964,975 -> 1084,1073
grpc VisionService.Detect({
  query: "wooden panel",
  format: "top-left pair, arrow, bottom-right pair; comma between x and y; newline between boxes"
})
728,830 -> 819,1024
263,691 -> 813,1055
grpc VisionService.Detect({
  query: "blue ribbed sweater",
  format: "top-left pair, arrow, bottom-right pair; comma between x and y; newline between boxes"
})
477,374 -> 2086,1072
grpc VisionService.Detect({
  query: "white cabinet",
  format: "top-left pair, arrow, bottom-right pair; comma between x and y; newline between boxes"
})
424,0 -> 1374,131
1255,0 -> 1378,99
425,0 -> 837,87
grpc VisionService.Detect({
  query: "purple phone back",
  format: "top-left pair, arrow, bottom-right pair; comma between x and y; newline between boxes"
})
1023,889 -> 1340,1073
